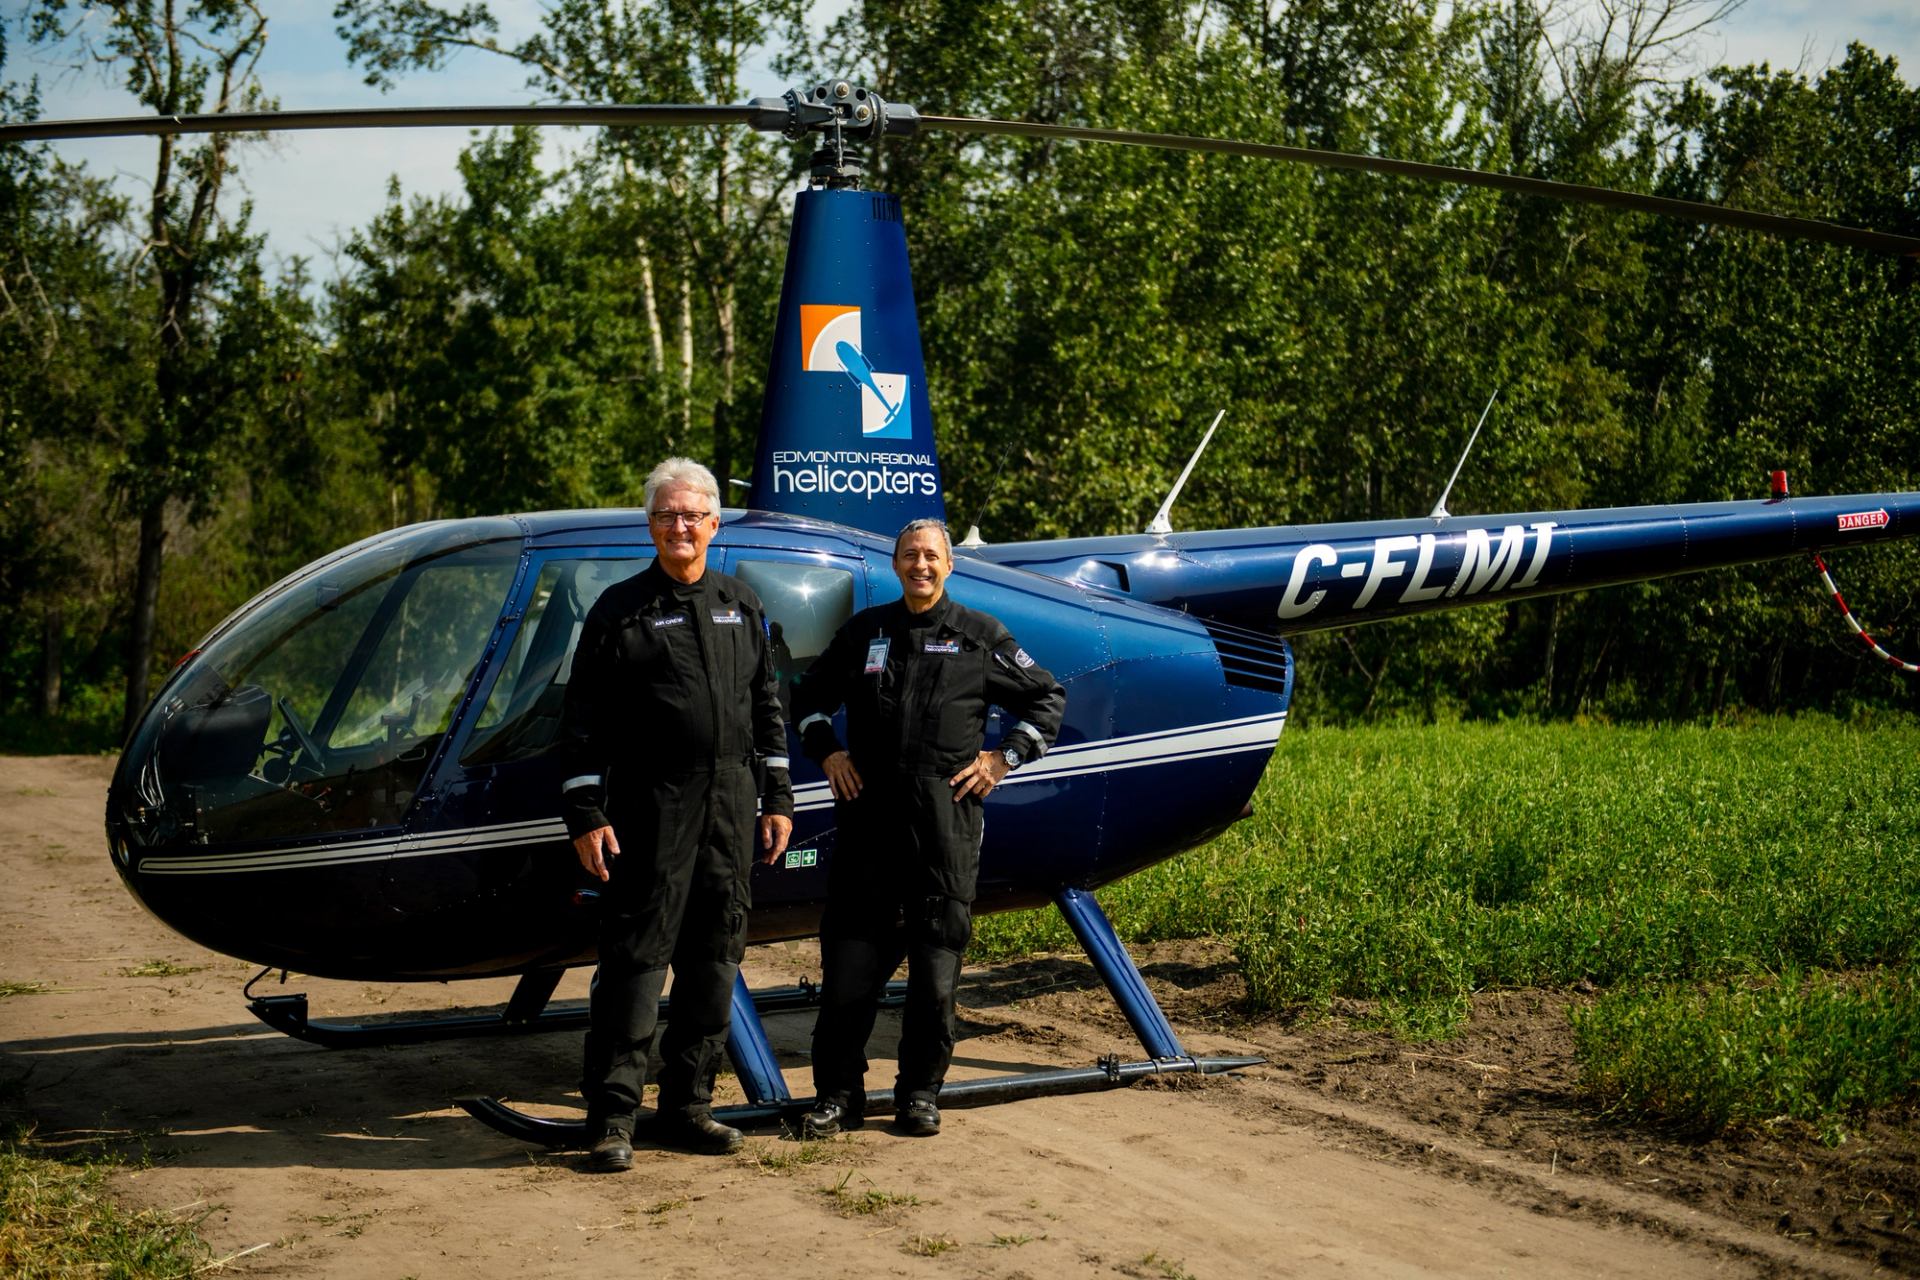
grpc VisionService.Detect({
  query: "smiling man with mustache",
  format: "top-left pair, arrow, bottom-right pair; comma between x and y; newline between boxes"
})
793,518 -> 1065,1139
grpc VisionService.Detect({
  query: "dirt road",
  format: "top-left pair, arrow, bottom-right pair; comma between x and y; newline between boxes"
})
2,755 -> 1906,1278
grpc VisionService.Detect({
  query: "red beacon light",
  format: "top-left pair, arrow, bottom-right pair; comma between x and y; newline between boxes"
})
1769,470 -> 1790,500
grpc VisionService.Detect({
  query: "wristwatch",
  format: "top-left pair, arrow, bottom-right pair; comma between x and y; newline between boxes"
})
1000,745 -> 1023,771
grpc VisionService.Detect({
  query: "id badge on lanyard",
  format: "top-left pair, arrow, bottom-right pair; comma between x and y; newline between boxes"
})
864,637 -> 890,676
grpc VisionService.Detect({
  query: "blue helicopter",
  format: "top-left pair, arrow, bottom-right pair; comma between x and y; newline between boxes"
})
11,83 -> 1919,1142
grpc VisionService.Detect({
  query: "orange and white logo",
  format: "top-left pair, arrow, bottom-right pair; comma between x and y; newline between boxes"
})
800,304 -> 911,439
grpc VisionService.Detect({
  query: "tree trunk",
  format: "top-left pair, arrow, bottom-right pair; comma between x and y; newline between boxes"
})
39,605 -> 63,718
710,134 -> 735,490
636,236 -> 666,376
121,499 -> 167,740
678,269 -> 694,446
712,282 -> 736,491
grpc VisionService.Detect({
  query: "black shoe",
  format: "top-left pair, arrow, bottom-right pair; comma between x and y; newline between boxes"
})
652,1112 -> 744,1155
895,1099 -> 940,1137
801,1099 -> 862,1140
588,1126 -> 633,1172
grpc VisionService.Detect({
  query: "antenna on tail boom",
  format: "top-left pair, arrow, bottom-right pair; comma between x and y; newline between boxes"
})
1430,388 -> 1499,522
1147,409 -> 1228,535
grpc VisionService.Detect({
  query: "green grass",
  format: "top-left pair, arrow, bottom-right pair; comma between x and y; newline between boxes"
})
819,1171 -> 921,1217
974,718 -> 1920,1124
116,962 -> 204,980
0,1104 -> 212,1278
0,683 -> 122,755
747,1135 -> 858,1171
903,1234 -> 957,1256
1573,968 -> 1920,1142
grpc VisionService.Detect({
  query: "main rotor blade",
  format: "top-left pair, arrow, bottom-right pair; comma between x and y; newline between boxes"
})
0,103 -> 774,144
919,114 -> 1920,257
12,98 -> 1915,256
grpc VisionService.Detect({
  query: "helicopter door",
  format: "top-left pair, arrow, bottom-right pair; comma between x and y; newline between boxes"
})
369,553 -> 655,937
432,553 -> 650,835
718,550 -> 865,915
451,554 -> 653,778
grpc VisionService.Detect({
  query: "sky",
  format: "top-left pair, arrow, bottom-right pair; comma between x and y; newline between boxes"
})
7,0 -> 1917,274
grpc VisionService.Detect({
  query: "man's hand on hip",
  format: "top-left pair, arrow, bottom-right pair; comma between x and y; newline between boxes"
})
573,826 -> 620,881
949,749 -> 1010,801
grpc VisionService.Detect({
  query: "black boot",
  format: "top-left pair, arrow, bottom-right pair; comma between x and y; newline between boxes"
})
652,1111 -> 744,1154
894,1099 -> 940,1137
801,1097 -> 864,1140
588,1124 -> 633,1172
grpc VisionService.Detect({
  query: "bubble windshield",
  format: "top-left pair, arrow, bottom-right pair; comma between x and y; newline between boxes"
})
119,522 -> 522,848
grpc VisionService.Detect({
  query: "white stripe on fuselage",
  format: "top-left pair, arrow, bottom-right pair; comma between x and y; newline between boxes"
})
139,817 -> 571,875
788,710 -> 1288,810
138,712 -> 1287,874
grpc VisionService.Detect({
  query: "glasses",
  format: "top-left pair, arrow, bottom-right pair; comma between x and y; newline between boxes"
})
649,510 -> 712,528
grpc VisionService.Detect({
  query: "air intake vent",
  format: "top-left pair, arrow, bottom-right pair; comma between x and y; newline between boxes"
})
1202,619 -> 1292,696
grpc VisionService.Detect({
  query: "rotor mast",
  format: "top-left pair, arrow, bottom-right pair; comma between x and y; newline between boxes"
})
747,81 -> 921,189
742,81 -> 945,534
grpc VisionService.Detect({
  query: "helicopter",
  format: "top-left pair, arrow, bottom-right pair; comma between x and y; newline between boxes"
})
6,82 -> 1918,1146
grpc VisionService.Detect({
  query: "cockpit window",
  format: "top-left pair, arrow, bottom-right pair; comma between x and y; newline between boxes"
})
118,526 -> 521,847
324,552 -> 518,749
732,559 -> 857,720
461,558 -> 650,766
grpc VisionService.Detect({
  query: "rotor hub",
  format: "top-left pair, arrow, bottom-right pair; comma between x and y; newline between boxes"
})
746,81 -> 919,189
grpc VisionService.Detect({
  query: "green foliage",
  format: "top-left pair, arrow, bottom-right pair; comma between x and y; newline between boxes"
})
329,136 -> 677,517
1573,969 -> 1920,1141
333,0 -> 811,492
977,719 -> 1920,1023
4,4 -> 1920,741
978,718 -> 1920,1123
0,1105 -> 212,1279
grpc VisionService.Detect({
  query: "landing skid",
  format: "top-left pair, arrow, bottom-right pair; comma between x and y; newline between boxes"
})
459,1055 -> 1265,1147
245,968 -> 905,1049
462,887 -> 1266,1144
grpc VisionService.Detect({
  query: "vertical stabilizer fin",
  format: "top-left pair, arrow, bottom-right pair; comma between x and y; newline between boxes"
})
746,188 -> 945,533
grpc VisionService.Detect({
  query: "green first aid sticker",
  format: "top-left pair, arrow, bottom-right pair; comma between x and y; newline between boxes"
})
783,847 -> 820,870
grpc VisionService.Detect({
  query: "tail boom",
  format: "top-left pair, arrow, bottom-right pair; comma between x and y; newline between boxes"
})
972,492 -> 1920,634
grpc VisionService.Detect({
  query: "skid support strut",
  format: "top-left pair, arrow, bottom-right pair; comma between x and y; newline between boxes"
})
1055,886 -> 1183,1059
726,969 -> 792,1105
460,886 -> 1264,1147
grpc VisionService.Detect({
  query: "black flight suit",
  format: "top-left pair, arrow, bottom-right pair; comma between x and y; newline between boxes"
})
557,562 -> 793,1133
794,594 -> 1065,1110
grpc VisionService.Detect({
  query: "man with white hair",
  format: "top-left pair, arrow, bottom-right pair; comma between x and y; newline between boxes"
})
557,457 -> 793,1169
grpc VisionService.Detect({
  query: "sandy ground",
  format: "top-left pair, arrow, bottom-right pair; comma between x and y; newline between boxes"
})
2,754 -> 1912,1279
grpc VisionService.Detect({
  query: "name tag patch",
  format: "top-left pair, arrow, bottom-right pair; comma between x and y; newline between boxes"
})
864,638 -> 890,675
923,640 -> 961,654
711,609 -> 744,624
651,613 -> 687,629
